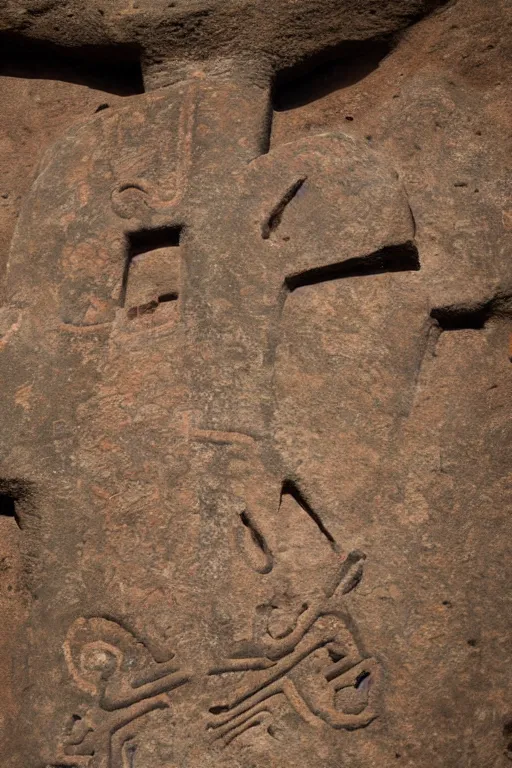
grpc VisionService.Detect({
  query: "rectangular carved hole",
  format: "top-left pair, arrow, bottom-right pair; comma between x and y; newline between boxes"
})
286,241 -> 420,292
120,226 -> 182,311
128,227 -> 182,258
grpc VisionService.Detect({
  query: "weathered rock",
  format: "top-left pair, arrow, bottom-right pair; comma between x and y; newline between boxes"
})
0,1 -> 511,767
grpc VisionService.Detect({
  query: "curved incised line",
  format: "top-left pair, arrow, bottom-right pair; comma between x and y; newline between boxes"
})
111,78 -> 199,218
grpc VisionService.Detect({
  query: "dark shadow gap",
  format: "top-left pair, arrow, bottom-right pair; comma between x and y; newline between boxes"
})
0,493 -> 19,527
431,304 -> 491,331
0,479 -> 31,528
355,670 -> 371,690
239,510 -> 273,575
262,177 -> 307,239
158,292 -> 179,303
272,0 -> 453,112
127,298 -> 180,320
286,241 -> 420,292
0,34 -> 143,96
272,38 -> 393,112
258,95 -> 274,157
120,226 -> 182,308
281,480 -> 336,548
128,226 -> 182,257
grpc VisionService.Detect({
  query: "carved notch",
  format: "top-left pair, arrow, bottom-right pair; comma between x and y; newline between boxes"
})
120,227 -> 182,319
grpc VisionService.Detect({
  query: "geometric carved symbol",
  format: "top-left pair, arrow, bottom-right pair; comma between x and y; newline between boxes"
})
206,546 -> 380,747
55,520 -> 380,765
57,617 -> 190,767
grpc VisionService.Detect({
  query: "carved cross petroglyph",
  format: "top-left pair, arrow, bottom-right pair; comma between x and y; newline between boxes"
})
26,71 -> 419,765
0,6 -> 444,768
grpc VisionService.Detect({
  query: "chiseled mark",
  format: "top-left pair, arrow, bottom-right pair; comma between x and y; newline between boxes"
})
111,79 -> 198,219
59,321 -> 112,334
0,309 -> 22,350
190,428 -> 256,446
281,679 -> 322,726
407,201 -> 417,238
262,177 -> 307,239
181,411 -> 257,445
221,708 -> 274,746
281,480 -> 338,552
238,508 -> 274,574
14,383 -> 33,412
207,615 -> 378,741
126,294 -> 179,320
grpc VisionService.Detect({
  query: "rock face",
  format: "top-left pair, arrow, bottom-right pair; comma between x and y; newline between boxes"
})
0,1 -> 511,767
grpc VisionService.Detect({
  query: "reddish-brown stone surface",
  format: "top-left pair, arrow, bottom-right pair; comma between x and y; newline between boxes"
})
0,1 -> 511,767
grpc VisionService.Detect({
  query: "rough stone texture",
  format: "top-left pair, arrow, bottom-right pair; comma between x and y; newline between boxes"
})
0,1 -> 511,767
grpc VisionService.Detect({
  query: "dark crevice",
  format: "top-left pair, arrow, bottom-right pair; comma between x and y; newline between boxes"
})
209,705 -> 230,715
121,226 -> 182,308
286,241 -> 420,292
0,479 -> 32,529
0,493 -> 19,527
272,0 -> 453,112
158,292 -> 179,304
273,38 -> 393,111
128,226 -> 182,257
0,34 -> 144,95
258,94 -> 274,157
239,510 -> 274,575
503,719 -> 512,759
355,670 -> 371,690
431,295 -> 512,332
281,480 -> 337,550
431,304 -> 491,330
262,177 -> 307,239
126,294 -> 179,320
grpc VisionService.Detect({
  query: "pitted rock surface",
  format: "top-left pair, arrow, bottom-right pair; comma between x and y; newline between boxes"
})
0,1 -> 511,767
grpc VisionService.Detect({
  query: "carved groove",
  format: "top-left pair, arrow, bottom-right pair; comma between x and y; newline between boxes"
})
286,241 -> 420,291
239,510 -> 274,574
262,177 -> 307,239
281,480 -> 337,551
